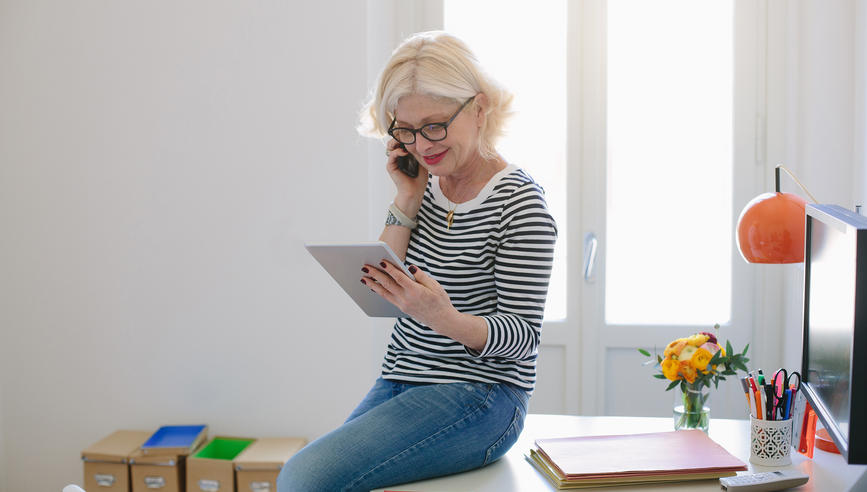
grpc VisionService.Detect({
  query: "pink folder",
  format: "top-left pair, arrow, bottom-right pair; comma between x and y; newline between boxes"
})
534,429 -> 747,480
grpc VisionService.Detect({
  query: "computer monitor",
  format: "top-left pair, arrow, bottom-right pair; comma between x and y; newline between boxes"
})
801,204 -> 867,465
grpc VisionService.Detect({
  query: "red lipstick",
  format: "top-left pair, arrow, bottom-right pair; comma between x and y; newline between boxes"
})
423,150 -> 448,166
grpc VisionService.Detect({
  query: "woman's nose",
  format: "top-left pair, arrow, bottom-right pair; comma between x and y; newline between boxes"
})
414,134 -> 435,153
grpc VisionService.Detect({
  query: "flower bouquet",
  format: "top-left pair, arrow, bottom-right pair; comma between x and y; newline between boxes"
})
638,324 -> 750,431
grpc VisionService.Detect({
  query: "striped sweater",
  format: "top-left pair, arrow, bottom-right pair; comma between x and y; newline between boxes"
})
381,164 -> 558,394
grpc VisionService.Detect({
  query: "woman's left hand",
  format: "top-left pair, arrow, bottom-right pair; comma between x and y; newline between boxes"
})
361,261 -> 454,328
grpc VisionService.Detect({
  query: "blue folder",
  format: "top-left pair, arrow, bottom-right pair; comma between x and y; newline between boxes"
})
141,425 -> 207,454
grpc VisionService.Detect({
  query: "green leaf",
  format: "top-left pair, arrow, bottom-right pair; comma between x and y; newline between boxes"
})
638,348 -> 651,357
657,354 -> 663,364
726,339 -> 734,358
742,343 -> 750,356
653,374 -> 667,379
666,379 -> 681,391
709,352 -> 723,365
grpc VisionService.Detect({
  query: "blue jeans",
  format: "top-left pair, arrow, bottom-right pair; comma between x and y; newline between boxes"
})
276,378 -> 529,492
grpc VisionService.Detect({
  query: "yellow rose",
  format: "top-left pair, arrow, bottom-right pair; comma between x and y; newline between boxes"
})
664,339 -> 688,359
679,360 -> 698,383
661,358 -> 681,381
692,348 -> 714,374
687,333 -> 710,347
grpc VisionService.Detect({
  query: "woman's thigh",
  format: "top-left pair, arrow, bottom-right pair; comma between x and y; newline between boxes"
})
276,381 -> 527,492
344,377 -> 394,423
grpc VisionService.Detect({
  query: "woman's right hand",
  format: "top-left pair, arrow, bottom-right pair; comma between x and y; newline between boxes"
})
386,140 -> 428,216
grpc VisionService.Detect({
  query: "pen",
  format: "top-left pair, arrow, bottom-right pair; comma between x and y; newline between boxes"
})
740,377 -> 752,411
790,384 -> 799,417
783,389 -> 792,420
759,386 -> 768,421
750,379 -> 762,420
749,386 -> 758,419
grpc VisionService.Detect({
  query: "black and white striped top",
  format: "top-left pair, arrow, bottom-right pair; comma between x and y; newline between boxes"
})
381,164 -> 558,394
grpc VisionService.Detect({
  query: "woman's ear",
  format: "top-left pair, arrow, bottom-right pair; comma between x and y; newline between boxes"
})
473,93 -> 489,127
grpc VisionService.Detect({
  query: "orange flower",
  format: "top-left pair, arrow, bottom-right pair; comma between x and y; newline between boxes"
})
679,360 -> 698,383
664,339 -> 688,359
661,358 -> 681,381
691,348 -> 714,374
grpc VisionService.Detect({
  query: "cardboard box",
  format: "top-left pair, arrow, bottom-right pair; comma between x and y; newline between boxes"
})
186,437 -> 255,492
130,452 -> 185,492
82,430 -> 153,492
233,438 -> 307,492
128,424 -> 207,492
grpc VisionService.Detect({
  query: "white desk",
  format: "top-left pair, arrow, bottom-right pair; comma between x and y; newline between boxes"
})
372,414 -> 867,492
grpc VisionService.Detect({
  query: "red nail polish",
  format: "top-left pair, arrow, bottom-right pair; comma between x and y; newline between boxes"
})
380,262 -> 387,268
360,279 -> 367,285
362,267 -> 369,273
409,265 -> 417,274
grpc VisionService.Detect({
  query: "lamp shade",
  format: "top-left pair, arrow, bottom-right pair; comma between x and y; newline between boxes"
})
736,192 -> 808,263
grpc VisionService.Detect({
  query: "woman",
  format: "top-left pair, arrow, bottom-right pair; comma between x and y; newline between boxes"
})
277,31 -> 557,492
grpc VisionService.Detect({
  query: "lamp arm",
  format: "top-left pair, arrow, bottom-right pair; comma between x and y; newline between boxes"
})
775,165 -> 820,204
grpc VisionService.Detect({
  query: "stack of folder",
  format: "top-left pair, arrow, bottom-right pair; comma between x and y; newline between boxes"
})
526,429 -> 747,489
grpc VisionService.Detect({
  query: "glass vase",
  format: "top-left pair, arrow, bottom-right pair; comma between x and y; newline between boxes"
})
673,381 -> 711,432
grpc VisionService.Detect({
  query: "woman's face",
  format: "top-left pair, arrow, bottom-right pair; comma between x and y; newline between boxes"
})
392,93 -> 482,178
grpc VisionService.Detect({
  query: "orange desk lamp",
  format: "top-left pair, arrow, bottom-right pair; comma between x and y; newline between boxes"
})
736,165 -> 818,264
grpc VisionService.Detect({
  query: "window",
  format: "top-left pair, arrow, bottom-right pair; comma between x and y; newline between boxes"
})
445,0 -> 568,319
605,0 -> 734,325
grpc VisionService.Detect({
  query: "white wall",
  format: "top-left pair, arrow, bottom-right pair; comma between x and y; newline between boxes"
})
0,2 -> 375,491
773,0 -> 867,373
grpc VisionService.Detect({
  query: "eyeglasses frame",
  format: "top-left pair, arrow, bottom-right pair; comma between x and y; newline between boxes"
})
387,96 -> 476,145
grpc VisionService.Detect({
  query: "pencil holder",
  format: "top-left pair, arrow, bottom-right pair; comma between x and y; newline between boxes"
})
749,416 -> 794,466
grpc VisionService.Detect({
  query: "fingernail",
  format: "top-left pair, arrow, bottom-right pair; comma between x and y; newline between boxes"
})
380,262 -> 387,269
409,265 -> 418,274
360,279 -> 367,285
361,267 -> 369,273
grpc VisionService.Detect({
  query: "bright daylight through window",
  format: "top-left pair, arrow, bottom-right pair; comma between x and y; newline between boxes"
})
445,0 -> 567,320
606,0 -> 733,325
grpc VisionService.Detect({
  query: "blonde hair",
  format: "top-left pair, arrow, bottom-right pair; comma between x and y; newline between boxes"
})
357,31 -> 514,160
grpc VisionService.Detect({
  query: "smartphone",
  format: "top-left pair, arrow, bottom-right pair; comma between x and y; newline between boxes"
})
397,144 -> 419,178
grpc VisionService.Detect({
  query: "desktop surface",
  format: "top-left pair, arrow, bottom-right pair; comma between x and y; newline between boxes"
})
371,414 -> 867,492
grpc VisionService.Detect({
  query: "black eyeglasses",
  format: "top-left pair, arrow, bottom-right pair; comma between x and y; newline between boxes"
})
387,96 -> 476,145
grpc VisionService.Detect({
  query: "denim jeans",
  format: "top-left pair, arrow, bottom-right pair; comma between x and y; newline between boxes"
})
276,377 -> 529,492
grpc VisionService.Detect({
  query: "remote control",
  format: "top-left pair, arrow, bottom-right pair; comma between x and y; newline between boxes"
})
719,470 -> 809,491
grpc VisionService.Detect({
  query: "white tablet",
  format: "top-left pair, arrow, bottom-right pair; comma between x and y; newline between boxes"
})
304,241 -> 416,318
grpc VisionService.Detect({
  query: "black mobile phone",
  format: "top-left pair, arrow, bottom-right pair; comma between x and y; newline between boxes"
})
397,144 -> 419,178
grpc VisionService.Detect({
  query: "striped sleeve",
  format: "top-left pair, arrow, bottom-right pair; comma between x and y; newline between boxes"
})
475,180 -> 557,360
